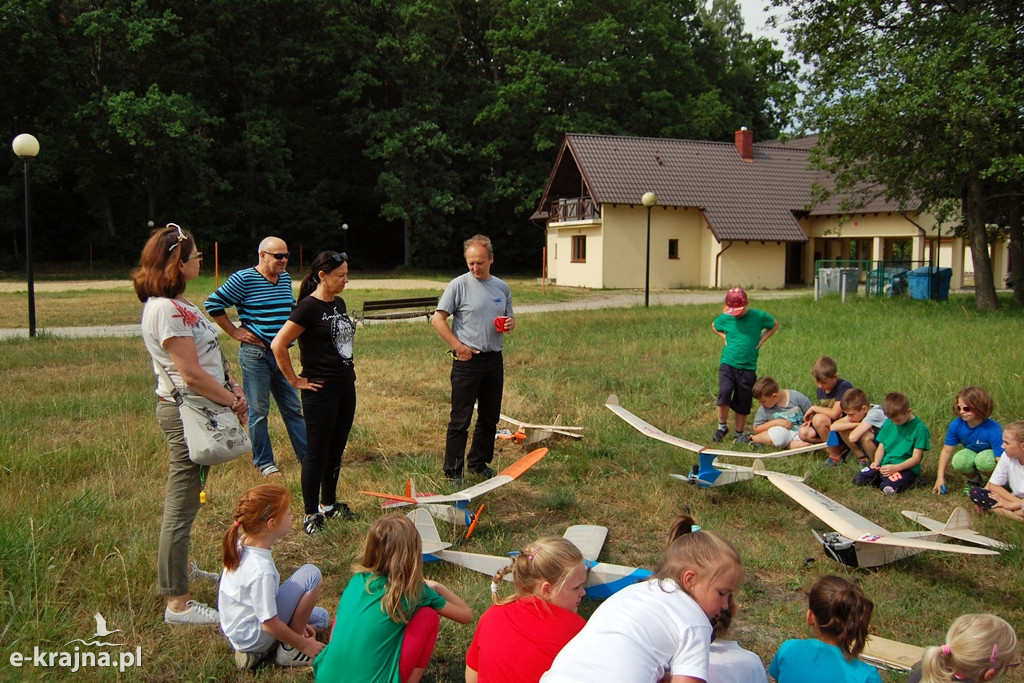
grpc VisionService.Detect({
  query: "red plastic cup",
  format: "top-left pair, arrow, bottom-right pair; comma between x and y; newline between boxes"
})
494,316 -> 511,332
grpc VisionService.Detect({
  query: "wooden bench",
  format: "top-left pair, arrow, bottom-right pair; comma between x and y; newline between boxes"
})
355,296 -> 439,324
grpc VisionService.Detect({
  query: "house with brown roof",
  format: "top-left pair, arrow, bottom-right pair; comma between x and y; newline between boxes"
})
532,130 -> 1006,290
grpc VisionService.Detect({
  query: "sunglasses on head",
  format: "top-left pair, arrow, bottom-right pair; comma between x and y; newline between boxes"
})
329,252 -> 347,264
166,223 -> 188,252
264,251 -> 289,260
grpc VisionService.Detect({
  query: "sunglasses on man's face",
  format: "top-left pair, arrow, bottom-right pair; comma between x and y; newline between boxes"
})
264,252 -> 289,261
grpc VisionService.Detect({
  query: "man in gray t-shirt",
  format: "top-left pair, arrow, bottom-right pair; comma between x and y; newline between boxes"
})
431,234 -> 515,482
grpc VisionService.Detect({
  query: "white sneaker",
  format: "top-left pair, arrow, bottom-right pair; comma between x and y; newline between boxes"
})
188,560 -> 220,583
882,485 -> 896,495
275,644 -> 313,667
164,600 -> 219,625
234,649 -> 265,671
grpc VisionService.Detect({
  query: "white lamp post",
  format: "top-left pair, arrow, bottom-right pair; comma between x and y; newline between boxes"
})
341,222 -> 349,253
12,134 -> 40,337
642,191 -> 658,307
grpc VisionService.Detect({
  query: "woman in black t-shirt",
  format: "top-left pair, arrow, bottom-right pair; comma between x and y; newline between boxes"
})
272,251 -> 356,535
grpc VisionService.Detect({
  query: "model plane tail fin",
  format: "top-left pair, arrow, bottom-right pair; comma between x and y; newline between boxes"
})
606,393 -> 619,406
408,508 -> 451,554
942,507 -> 973,532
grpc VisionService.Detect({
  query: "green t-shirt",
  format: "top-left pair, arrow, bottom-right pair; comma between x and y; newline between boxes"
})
314,573 -> 446,683
713,309 -> 776,370
877,416 -> 930,475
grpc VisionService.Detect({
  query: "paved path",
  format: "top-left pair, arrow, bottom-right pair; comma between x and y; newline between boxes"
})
0,280 -> 808,340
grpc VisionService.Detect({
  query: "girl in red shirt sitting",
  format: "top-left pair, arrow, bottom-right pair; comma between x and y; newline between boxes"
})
466,537 -> 588,683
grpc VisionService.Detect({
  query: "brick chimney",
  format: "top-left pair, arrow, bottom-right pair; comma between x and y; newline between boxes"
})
734,127 -> 754,163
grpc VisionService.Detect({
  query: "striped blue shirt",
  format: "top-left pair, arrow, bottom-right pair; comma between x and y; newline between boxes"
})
204,267 -> 295,346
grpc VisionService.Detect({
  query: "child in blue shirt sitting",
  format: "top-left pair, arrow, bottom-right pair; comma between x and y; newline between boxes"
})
769,575 -> 881,683
932,386 -> 1003,495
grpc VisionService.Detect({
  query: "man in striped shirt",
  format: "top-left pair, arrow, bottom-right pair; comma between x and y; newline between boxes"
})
205,237 -> 307,476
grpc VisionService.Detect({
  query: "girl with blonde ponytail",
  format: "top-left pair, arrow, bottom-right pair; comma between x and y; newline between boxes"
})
466,537 -> 588,682
909,614 -> 1018,683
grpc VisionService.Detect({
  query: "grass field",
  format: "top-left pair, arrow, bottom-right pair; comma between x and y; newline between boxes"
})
1,285 -> 1023,682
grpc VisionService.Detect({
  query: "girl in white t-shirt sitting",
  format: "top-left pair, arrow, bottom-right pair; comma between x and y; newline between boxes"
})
970,421 -> 1024,520
218,484 -> 329,670
708,595 -> 767,683
542,514 -> 744,683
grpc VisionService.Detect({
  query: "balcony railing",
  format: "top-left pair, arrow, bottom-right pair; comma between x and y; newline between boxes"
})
552,197 -> 600,222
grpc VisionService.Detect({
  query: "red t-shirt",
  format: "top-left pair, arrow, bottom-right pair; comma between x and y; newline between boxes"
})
466,597 -> 585,683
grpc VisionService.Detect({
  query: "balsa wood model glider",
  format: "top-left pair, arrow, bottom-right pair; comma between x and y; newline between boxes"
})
498,411 -> 584,445
409,508 -> 652,599
604,394 -> 826,460
359,448 -> 548,536
762,470 -> 1001,567
606,395 -> 1003,567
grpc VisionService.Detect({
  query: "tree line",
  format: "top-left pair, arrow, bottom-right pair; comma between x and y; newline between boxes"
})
1,0 -> 797,272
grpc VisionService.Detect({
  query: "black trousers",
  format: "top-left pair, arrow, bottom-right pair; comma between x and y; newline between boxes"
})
300,378 -> 356,515
444,351 -> 503,478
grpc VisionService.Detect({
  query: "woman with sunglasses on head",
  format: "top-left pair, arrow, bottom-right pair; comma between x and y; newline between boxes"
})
132,223 -> 248,625
272,251 -> 356,535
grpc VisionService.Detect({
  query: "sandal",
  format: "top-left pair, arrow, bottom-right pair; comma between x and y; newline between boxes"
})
259,465 -> 282,478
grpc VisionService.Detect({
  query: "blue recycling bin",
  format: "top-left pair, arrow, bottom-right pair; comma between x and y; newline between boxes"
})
908,267 -> 952,301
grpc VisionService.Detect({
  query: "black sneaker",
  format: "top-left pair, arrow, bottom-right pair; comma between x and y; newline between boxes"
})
471,466 -> 496,478
711,426 -> 729,443
320,503 -> 355,521
303,513 -> 325,536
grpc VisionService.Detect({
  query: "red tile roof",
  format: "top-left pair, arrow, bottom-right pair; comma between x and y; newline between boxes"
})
535,133 -> 909,242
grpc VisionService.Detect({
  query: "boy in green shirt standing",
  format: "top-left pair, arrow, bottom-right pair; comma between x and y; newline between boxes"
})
710,288 -> 779,443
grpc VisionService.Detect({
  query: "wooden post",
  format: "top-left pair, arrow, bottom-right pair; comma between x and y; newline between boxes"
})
542,246 -> 547,295
89,243 -> 93,272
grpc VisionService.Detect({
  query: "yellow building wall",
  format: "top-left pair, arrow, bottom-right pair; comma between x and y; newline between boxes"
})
715,242 -> 788,289
601,205 -> 705,289
548,220 -> 604,288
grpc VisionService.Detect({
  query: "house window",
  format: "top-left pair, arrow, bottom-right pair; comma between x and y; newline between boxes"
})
668,239 -> 679,260
571,235 -> 586,263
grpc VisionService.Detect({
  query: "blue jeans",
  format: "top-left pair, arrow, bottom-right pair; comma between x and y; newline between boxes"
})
444,351 -> 503,478
238,343 -> 307,470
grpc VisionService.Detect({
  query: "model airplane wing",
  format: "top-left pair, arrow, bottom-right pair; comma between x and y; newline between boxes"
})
860,635 -> 924,672
902,509 -> 1011,550
764,473 -> 999,556
605,394 -> 823,459
605,394 -> 705,452
360,448 -> 548,506
702,442 -> 826,459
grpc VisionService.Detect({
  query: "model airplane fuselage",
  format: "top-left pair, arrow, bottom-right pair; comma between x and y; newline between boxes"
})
360,448 -> 548,526
498,411 -> 584,445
